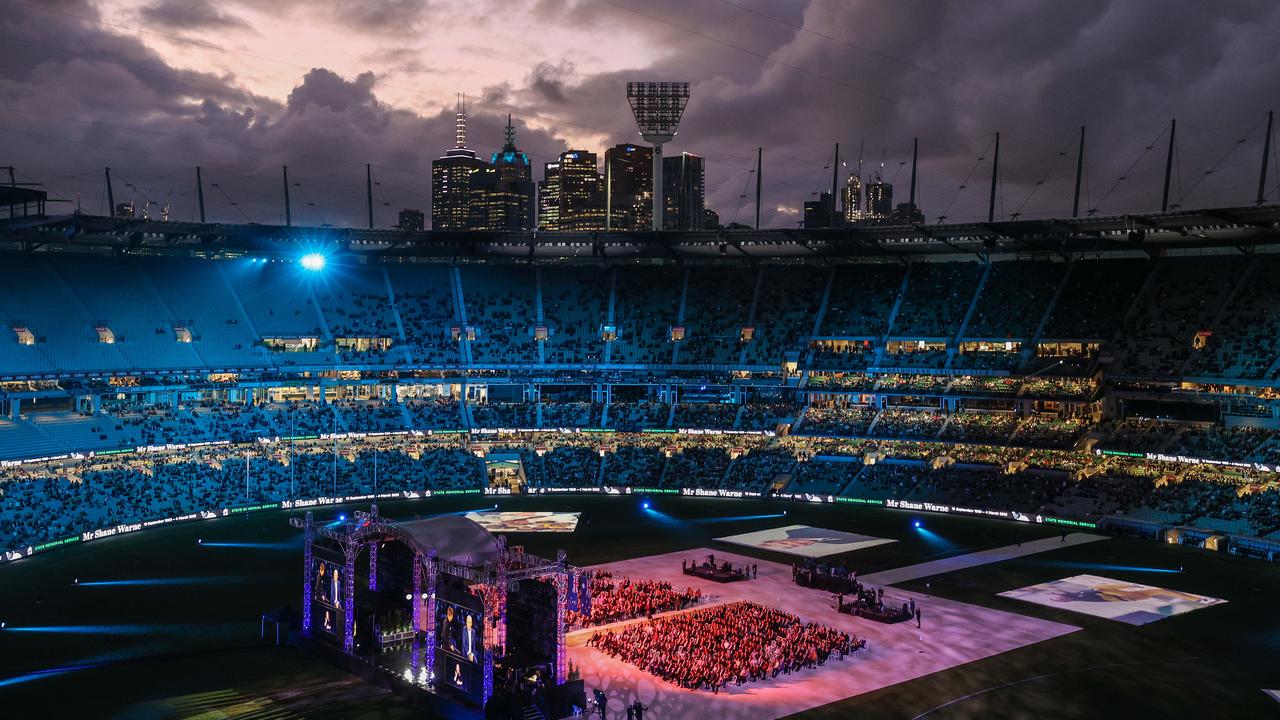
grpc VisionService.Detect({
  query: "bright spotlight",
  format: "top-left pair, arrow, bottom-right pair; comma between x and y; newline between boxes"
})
642,501 -> 651,510
913,520 -> 922,528
338,514 -> 346,521
300,253 -> 327,271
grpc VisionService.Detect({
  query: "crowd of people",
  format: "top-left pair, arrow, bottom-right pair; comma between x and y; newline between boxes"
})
567,571 -> 702,627
5,415 -> 1280,554
12,253 -> 1280,381
672,403 -> 740,430
0,437 -> 483,551
591,602 -> 862,692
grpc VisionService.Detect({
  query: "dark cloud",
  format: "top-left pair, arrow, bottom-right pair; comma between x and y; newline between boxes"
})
140,0 -> 250,31
526,61 -> 576,105
511,0 -> 1280,225
4,0 -> 1279,229
0,2 -> 567,227
227,0 -> 435,34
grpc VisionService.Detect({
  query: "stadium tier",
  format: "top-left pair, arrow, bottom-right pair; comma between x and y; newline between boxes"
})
4,246 -> 1280,559
2,251 -> 1280,379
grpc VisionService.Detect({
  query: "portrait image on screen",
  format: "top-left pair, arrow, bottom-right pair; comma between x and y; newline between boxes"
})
313,560 -> 343,609
436,599 -> 483,664
442,655 -> 470,693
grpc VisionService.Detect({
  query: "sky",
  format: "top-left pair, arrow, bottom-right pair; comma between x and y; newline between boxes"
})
2,0 -> 1279,229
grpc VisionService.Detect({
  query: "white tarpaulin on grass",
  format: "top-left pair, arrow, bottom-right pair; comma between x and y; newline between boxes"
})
998,574 -> 1226,625
715,524 -> 895,558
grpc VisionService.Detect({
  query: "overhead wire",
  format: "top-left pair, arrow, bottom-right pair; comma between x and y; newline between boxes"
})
1010,132 -> 1076,219
1178,116 -> 1265,206
936,136 -> 996,224
1091,124 -> 1169,215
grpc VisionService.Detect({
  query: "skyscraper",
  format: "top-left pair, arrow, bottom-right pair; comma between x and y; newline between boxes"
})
662,152 -> 705,231
431,95 -> 486,230
603,143 -> 652,230
842,173 -> 865,223
891,202 -> 924,224
539,150 -> 605,231
538,161 -> 561,231
803,192 -> 835,229
866,174 -> 893,218
469,116 -> 535,231
397,208 -> 425,232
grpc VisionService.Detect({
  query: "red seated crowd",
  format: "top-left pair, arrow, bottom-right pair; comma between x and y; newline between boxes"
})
566,570 -> 702,627
589,601 -> 863,692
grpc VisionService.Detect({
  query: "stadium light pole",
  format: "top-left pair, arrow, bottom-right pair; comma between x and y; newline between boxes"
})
1258,110 -> 1273,205
626,82 -> 690,231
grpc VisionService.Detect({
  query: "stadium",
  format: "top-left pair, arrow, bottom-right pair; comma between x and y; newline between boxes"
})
5,1 -> 1280,718
1,203 -> 1280,718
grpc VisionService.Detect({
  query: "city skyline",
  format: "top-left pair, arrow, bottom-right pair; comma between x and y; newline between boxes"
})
2,1 -> 1279,230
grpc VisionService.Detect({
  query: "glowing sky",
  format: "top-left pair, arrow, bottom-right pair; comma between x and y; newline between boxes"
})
3,0 -> 1278,227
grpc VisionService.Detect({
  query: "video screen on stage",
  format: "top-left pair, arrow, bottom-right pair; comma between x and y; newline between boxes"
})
436,599 -> 483,663
314,559 -> 343,608
715,524 -> 896,558
998,574 -> 1228,625
464,510 -> 581,533
440,654 -> 472,693
312,559 -> 344,636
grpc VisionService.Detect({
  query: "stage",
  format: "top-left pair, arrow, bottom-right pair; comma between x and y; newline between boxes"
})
685,562 -> 747,583
567,548 -> 1079,720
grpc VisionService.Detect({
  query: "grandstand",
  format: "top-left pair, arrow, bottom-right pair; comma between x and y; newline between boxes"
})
4,206 -> 1280,560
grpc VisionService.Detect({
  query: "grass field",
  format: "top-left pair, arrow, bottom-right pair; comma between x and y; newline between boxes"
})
1,494 -> 1277,718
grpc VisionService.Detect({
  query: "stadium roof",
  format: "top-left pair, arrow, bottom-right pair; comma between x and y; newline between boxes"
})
2,204 -> 1278,261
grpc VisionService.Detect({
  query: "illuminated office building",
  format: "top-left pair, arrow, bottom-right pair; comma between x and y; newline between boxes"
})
539,150 -> 605,231
662,152 -> 705,231
866,177 -> 893,218
397,208 -> 425,232
603,143 -> 652,230
842,173 -> 865,223
431,94 -> 486,230
468,116 -> 535,231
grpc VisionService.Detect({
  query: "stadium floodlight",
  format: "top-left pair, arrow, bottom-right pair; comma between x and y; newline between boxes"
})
626,81 -> 690,231
300,253 -> 326,271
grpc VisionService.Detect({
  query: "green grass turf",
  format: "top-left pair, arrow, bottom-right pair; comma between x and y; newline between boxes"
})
0,494 -> 1276,718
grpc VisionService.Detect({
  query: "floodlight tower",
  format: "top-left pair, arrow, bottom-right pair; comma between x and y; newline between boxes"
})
626,82 -> 690,231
